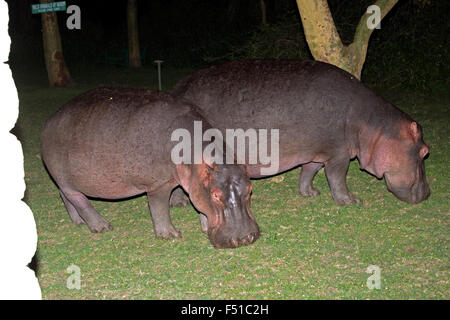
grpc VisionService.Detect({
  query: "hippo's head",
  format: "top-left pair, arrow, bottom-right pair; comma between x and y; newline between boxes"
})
176,162 -> 260,248
361,121 -> 430,204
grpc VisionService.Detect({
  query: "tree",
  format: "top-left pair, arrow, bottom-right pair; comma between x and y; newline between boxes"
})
127,0 -> 142,68
295,0 -> 399,79
40,0 -> 71,87
260,0 -> 267,26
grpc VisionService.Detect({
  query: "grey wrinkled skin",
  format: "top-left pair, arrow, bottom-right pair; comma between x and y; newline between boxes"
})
171,59 -> 430,206
41,88 -> 259,249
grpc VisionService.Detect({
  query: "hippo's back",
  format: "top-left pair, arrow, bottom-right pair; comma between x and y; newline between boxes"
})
40,88 -> 198,199
172,59 -> 398,131
42,88 -> 180,163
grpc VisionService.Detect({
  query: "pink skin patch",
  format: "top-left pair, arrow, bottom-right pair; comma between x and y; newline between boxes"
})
373,121 -> 429,186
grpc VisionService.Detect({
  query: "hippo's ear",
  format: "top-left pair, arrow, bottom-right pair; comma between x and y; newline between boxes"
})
419,145 -> 430,159
198,163 -> 212,186
410,122 -> 429,158
176,164 -> 192,193
203,154 -> 217,170
409,122 -> 420,142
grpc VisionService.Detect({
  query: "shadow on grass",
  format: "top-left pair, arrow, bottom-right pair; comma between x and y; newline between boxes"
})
28,251 -> 39,275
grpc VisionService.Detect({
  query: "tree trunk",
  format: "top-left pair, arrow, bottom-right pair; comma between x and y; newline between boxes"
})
295,0 -> 399,79
127,0 -> 142,68
260,0 -> 267,26
40,0 -> 71,87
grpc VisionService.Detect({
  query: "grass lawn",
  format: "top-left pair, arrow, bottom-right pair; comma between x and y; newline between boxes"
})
13,64 -> 449,299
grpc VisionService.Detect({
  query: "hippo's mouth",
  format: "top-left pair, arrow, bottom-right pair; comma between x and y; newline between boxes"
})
206,208 -> 260,249
385,174 -> 430,204
208,228 -> 259,249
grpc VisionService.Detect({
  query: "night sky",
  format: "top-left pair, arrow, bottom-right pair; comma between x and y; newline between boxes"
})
4,0 -> 449,90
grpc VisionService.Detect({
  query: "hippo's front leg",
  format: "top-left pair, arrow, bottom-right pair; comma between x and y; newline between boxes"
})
169,187 -> 190,207
324,156 -> 361,205
199,213 -> 208,234
147,184 -> 182,239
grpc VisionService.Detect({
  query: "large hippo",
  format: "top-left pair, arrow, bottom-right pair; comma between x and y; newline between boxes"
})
171,60 -> 430,205
40,88 -> 259,249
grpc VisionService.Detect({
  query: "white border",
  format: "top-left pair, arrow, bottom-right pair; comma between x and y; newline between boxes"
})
0,1 -> 41,300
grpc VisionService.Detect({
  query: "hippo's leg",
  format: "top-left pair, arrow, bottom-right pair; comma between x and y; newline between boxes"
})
147,185 -> 182,239
324,156 -> 361,205
199,213 -> 208,234
299,162 -> 323,197
169,187 -> 189,207
59,191 -> 85,225
59,188 -> 113,232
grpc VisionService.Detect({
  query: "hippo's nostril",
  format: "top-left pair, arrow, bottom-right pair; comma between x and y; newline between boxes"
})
210,223 -> 260,248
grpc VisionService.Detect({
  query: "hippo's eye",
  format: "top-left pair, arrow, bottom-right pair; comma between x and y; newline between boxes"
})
211,189 -> 223,204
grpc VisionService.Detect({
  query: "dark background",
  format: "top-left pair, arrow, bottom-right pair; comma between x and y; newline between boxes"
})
5,0 -> 449,91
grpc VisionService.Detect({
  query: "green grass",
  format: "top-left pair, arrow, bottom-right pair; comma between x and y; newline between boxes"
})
15,65 -> 449,299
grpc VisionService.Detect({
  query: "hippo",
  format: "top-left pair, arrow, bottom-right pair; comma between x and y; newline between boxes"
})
40,88 -> 259,249
171,59 -> 430,205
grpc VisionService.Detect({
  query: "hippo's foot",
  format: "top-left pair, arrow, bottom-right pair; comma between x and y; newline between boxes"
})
72,218 -> 86,226
68,210 -> 85,226
169,188 -> 190,207
155,226 -> 182,239
86,216 -> 114,233
299,186 -> 320,198
334,194 -> 361,206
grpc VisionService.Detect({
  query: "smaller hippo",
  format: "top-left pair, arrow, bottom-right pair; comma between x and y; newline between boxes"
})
40,88 -> 259,249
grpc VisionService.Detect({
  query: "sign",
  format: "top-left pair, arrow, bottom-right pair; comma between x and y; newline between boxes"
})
31,1 -> 66,14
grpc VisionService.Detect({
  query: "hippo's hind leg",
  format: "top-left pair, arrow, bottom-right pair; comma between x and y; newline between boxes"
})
299,162 -> 323,197
324,156 -> 361,205
59,188 -> 113,233
59,191 -> 85,225
147,185 -> 182,239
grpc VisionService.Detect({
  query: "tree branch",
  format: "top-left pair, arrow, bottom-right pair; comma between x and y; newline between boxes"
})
296,0 -> 344,65
296,0 -> 399,79
347,0 -> 399,78
353,0 -> 399,50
